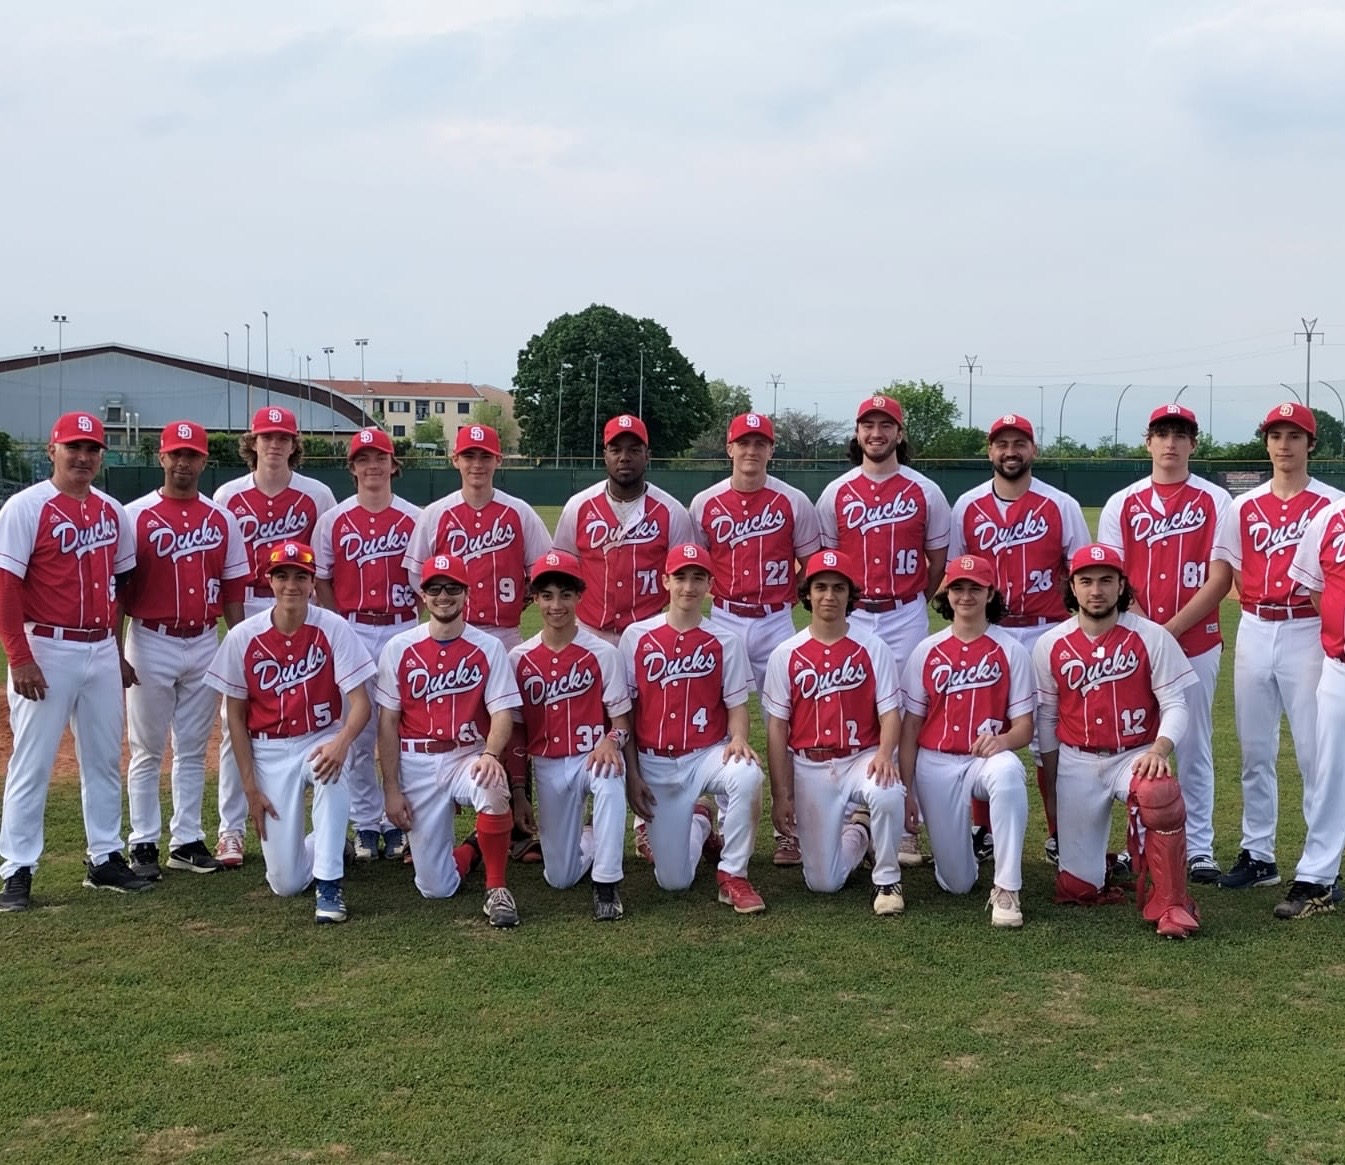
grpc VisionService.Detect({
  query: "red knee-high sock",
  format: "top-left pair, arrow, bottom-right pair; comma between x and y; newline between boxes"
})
971,798 -> 991,831
452,841 -> 476,879
1036,766 -> 1056,834
476,810 -> 512,888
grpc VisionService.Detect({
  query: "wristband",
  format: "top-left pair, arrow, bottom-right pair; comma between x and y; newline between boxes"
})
607,728 -> 630,748
482,750 -> 501,761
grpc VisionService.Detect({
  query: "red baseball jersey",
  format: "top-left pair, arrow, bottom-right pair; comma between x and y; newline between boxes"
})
204,606 -> 376,737
1290,498 -> 1345,659
375,623 -> 521,743
509,629 -> 632,757
313,495 -> 422,616
688,477 -> 822,606
1214,478 -> 1343,611
123,490 -> 250,628
213,472 -> 337,594
1098,474 -> 1232,656
0,481 -> 136,630
552,481 -> 695,632
902,627 -> 1034,753
403,489 -> 550,629
762,626 -> 902,751
816,466 -> 951,603
948,480 -> 1090,621
1032,612 -> 1196,752
618,615 -> 752,753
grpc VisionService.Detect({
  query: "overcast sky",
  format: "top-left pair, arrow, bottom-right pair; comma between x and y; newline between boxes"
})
3,0 -> 1343,446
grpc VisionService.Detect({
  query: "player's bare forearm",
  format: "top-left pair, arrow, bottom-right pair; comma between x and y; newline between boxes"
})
1310,590 -> 1323,614
1165,559 -> 1232,638
876,709 -> 901,777
923,548 -> 949,601
221,601 -> 245,629
1039,749 -> 1059,823
114,604 -> 138,688
897,712 -> 923,786
588,712 -> 631,776
469,709 -> 515,786
376,707 -> 403,794
314,578 -> 338,612
974,712 -> 1033,757
623,742 -> 657,818
723,702 -> 757,763
765,716 -> 795,832
225,698 -> 257,790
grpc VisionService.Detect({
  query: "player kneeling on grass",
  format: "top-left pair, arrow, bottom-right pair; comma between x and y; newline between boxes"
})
1032,545 -> 1201,939
203,542 -> 374,924
377,554 -> 525,928
899,555 -> 1033,928
510,552 -> 633,921
619,544 -> 766,914
763,550 -> 907,916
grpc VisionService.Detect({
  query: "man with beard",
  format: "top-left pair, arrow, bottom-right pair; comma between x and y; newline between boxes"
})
949,414 -> 1090,866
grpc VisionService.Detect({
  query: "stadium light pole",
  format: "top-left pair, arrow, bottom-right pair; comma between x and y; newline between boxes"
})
224,332 -> 232,433
1172,384 -> 1191,404
323,346 -> 336,441
355,338 -> 369,424
52,314 -> 68,415
588,352 -> 603,470
556,361 -> 572,465
637,346 -> 646,419
1207,373 -> 1214,443
33,347 -> 46,441
1055,382 -> 1077,451
1112,383 -> 1135,447
245,323 -> 252,420
1279,382 -> 1304,404
263,310 -> 270,406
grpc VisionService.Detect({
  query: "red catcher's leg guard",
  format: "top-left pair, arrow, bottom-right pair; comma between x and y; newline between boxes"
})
1128,775 -> 1200,939
1054,868 -> 1126,906
971,798 -> 991,831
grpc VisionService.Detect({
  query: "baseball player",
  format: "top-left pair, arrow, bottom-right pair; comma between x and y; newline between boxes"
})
619,543 -> 766,914
949,412 -> 1090,866
1213,403 -> 1341,891
1272,484 -> 1345,918
1098,403 -> 1232,883
899,555 -> 1033,927
763,550 -> 907,915
509,550 -> 632,921
312,427 -> 422,863
1033,544 -> 1201,939
122,421 -> 250,879
0,412 -> 145,911
689,411 -> 821,867
377,553 -> 525,928
212,405 -> 337,868
204,541 -> 374,923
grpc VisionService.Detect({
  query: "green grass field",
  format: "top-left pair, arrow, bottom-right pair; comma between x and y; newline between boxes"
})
1,507 -> 1342,1164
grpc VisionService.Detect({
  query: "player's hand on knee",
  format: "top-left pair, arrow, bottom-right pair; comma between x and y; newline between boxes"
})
119,658 -> 139,689
471,753 -> 507,788
307,741 -> 348,783
1130,749 -> 1171,781
10,661 -> 47,702
970,732 -> 1005,759
385,789 -> 413,831
587,739 -> 625,778
722,735 -> 759,765
867,755 -> 899,787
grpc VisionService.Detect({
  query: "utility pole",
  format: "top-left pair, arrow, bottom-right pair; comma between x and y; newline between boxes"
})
1207,373 -> 1214,443
52,314 -> 68,415
263,310 -> 270,406
322,346 -> 336,441
1296,318 -> 1322,410
960,355 -> 980,429
224,331 -> 232,433
245,323 -> 252,420
305,355 -> 313,427
589,353 -> 603,470
769,373 -> 783,420
637,346 -> 645,419
33,347 -> 46,440
355,337 -> 369,424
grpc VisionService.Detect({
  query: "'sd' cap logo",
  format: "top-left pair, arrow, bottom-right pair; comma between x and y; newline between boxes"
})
545,553 -> 559,565
433,555 -> 451,571
746,414 -> 761,428
78,415 -> 94,433
619,416 -> 632,428
471,426 -> 484,441
1090,546 -> 1105,561
1280,404 -> 1294,417
359,429 -> 374,444
269,409 -> 282,423
177,423 -> 193,439
960,555 -> 975,569
823,551 -> 837,567
1167,405 -> 1180,415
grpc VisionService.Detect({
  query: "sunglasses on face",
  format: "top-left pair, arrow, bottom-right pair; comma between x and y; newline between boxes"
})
423,582 -> 466,597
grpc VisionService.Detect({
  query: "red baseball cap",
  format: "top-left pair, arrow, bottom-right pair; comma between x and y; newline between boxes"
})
988,413 -> 1035,442
421,553 -> 471,588
1259,401 -> 1316,437
265,541 -> 317,575
251,406 -> 299,436
603,414 -> 649,446
940,554 -> 996,589
50,412 -> 107,448
856,395 -> 904,424
348,427 -> 395,459
802,549 -> 860,588
454,423 -> 501,456
665,543 -> 713,575
1148,403 -> 1198,431
529,550 -> 584,583
1068,543 -> 1125,576
160,420 -> 208,455
727,412 -> 775,444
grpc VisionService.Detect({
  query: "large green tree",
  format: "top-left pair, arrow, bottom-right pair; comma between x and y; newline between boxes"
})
513,305 -> 712,460
687,379 -> 754,456
468,401 -> 520,453
772,408 -> 848,460
875,380 -> 961,454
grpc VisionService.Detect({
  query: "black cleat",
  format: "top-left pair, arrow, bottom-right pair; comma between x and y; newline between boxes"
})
129,842 -> 162,881
0,867 -> 33,912
592,880 -> 624,922
166,840 -> 222,874
1273,880 -> 1336,921
83,852 -> 154,894
1216,849 -> 1280,890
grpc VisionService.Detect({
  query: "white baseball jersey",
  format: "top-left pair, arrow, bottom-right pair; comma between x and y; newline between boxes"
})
761,626 -> 901,751
123,491 -> 250,628
1032,612 -> 1196,752
689,477 -> 821,607
204,606 -> 375,737
0,481 -> 135,630
403,490 -> 550,629
509,629 -> 632,758
552,481 -> 695,633
1214,479 -> 1343,611
1290,498 -> 1345,660
1097,475 -> 1232,656
619,615 -> 752,754
213,472 -> 337,595
375,623 -> 521,743
902,626 -> 1034,753
816,466 -> 951,603
313,495 -> 422,616
949,480 -> 1090,622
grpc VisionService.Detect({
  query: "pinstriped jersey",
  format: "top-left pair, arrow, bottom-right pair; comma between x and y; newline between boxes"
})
213,472 -> 337,594
313,495 -> 422,616
510,629 -> 632,757
1289,498 -> 1345,659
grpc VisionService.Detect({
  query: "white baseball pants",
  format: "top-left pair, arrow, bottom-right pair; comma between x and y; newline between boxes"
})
705,606 -> 795,694
1055,744 -> 1144,890
533,754 -> 627,888
345,620 -> 407,833
215,594 -> 278,839
1292,656 -> 1345,886
916,749 -> 1027,894
1173,644 -> 1221,859
792,749 -> 905,892
849,601 -> 928,672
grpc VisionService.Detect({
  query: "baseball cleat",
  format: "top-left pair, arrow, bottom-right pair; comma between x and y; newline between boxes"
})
215,831 -> 245,869
381,828 -> 408,861
634,822 -> 654,863
353,830 -> 381,862
1110,851 -> 1133,881
716,871 -> 766,914
484,886 -> 521,929
1273,880 -> 1336,921
592,881 -> 624,922
773,834 -> 802,867
898,832 -> 924,868
1186,854 -> 1222,884
1044,834 -> 1060,868
166,841 -> 222,874
314,879 -> 348,924
129,843 -> 162,881
694,799 -> 723,867
871,882 -> 905,916
83,852 -> 154,894
1216,849 -> 1281,890
971,827 -> 994,865
987,886 -> 1024,929
0,867 -> 33,912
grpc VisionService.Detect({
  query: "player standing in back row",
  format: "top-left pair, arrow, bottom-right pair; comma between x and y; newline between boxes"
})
1098,404 -> 1231,883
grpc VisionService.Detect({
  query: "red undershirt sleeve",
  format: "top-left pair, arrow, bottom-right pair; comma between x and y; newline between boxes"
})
0,569 -> 34,669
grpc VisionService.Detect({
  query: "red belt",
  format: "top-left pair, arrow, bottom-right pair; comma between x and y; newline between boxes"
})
400,739 -> 462,754
640,745 -> 699,759
30,625 -> 111,643
1241,603 -> 1316,623
856,598 -> 902,613
246,583 -> 272,599
351,611 -> 414,626
796,747 -> 860,762
1067,743 -> 1131,757
713,599 -> 789,619
139,619 -> 209,639
999,614 -> 1054,629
